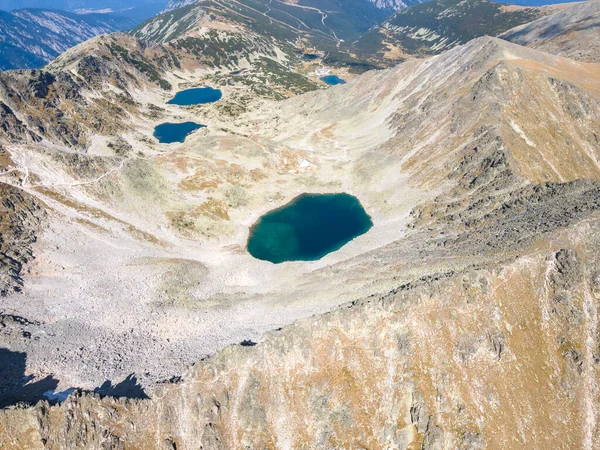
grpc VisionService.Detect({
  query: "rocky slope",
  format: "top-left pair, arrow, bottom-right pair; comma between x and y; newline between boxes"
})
139,0 -> 390,53
135,0 -> 380,73
352,0 -> 568,64
0,31 -> 598,449
2,231 -> 600,448
0,34 -> 186,147
0,9 -> 136,70
501,0 -> 600,62
164,0 -> 196,12
0,19 -> 318,149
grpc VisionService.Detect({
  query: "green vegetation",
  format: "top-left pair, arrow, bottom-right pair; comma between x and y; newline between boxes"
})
209,57 -> 317,102
171,31 -> 278,69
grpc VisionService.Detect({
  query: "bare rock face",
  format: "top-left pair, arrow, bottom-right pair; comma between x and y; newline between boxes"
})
0,184 -> 45,297
0,103 -> 40,143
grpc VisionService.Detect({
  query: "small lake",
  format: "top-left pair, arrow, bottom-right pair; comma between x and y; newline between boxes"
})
166,87 -> 222,105
320,75 -> 346,86
153,122 -> 205,144
247,193 -> 372,264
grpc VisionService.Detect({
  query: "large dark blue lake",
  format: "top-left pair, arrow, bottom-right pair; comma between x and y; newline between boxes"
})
153,122 -> 205,144
247,193 -> 372,264
166,87 -> 222,105
320,75 -> 346,86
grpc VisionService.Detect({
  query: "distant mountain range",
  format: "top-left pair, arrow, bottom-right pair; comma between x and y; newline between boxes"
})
137,0 -> 392,46
0,1 -> 168,21
164,0 -> 428,13
0,0 -> 586,73
0,9 -> 136,70
163,0 -> 581,13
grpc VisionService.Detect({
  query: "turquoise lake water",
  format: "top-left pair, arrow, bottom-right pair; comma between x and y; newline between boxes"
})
153,122 -> 205,143
166,87 -> 222,105
247,193 -> 372,264
320,75 -> 346,85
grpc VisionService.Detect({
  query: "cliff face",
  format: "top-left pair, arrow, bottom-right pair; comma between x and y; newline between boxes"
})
1,220 -> 599,449
0,183 -> 45,297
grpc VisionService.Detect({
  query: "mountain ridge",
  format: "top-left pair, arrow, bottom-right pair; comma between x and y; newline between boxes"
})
163,0 -> 427,13
0,1 -> 168,21
0,31 -> 598,390
0,8 -> 137,70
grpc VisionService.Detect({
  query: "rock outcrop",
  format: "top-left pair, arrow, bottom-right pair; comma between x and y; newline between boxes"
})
0,183 -> 44,297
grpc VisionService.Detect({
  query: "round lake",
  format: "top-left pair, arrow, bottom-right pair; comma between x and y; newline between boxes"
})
166,87 -> 222,105
153,122 -> 205,143
247,193 -> 373,264
320,75 -> 346,86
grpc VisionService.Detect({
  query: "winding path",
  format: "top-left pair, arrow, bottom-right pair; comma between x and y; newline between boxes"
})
275,2 -> 341,44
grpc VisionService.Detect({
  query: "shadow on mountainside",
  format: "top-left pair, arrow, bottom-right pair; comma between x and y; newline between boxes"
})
1,348 -> 149,408
0,347 -> 59,408
93,374 -> 149,400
